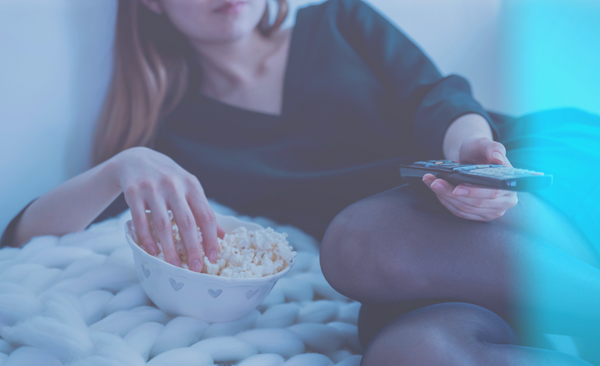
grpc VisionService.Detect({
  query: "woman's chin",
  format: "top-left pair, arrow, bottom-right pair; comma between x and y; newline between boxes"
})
203,11 -> 264,41
203,26 -> 261,44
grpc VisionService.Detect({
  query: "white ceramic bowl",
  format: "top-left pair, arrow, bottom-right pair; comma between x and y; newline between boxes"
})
125,213 -> 294,323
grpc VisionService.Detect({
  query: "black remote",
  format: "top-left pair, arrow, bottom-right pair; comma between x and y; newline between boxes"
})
399,160 -> 553,191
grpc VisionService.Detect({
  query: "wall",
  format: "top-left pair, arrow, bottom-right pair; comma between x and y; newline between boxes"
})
500,0 -> 600,117
0,0 -> 117,233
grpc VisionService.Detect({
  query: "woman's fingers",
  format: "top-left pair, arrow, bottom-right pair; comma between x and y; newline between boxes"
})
435,180 -> 518,210
217,225 -> 226,239
423,175 -> 516,220
451,183 -> 511,199
483,140 -> 513,168
421,173 -> 438,187
484,140 -> 510,166
117,151 -> 223,267
424,175 -> 511,201
125,192 -> 158,255
183,175 -> 220,263
170,197 -> 204,273
452,194 -> 516,211
188,192 -> 219,263
451,185 -> 518,210
437,195 -> 490,222
196,206 -> 219,263
147,197 -> 181,267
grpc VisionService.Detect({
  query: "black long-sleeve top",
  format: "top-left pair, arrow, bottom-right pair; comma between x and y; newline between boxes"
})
1,0 -> 498,247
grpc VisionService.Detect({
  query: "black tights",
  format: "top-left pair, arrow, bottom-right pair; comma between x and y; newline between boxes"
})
320,183 -> 600,365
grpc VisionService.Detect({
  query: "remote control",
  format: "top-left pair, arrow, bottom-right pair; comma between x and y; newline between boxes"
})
399,160 -> 553,191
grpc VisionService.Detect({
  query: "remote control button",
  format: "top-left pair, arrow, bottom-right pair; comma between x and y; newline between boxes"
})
453,166 -> 477,171
531,172 -> 544,176
435,162 -> 444,164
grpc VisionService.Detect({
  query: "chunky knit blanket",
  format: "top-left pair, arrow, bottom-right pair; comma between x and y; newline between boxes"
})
0,202 -> 362,366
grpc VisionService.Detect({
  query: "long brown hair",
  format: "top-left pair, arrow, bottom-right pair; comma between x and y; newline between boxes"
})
92,0 -> 289,166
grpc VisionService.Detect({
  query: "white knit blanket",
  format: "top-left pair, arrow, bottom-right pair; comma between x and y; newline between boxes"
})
0,202 -> 362,366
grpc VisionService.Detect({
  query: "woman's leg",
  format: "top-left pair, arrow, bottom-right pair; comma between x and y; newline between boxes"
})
360,302 -> 594,366
320,183 -> 600,339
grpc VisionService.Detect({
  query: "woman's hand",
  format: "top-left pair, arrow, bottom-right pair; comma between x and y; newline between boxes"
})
422,137 -> 518,222
112,147 -> 225,272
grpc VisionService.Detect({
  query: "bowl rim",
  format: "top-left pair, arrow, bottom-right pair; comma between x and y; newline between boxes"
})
124,217 -> 294,285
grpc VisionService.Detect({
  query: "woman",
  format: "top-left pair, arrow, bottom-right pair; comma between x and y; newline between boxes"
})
2,0 -> 599,364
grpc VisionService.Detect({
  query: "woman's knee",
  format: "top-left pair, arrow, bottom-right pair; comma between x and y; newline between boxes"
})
361,302 -> 517,366
319,185 -> 440,301
319,200 -> 371,299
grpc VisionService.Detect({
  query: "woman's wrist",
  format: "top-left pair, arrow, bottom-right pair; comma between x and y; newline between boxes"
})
442,114 -> 493,161
103,151 -> 127,192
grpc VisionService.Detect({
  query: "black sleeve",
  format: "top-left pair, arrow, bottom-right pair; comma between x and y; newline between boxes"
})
0,194 -> 129,249
333,0 -> 500,159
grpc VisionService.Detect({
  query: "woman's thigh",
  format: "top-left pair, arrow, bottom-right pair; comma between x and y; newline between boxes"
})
320,182 -> 597,307
331,177 -> 598,268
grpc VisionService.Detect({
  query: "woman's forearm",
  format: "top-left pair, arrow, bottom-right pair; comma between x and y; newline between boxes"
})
442,113 -> 493,161
12,157 -> 123,247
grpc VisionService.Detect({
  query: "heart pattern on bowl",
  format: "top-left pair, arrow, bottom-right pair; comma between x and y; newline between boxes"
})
141,264 -> 150,278
246,289 -> 259,299
208,289 -> 223,298
169,278 -> 184,291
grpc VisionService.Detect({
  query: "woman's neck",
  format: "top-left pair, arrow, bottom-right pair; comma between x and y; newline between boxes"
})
190,28 -> 284,95
187,27 -> 292,115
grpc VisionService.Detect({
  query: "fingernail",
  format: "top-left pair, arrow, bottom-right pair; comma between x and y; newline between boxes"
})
431,182 -> 444,192
492,151 -> 504,162
147,245 -> 156,255
453,187 -> 469,196
209,250 -> 217,262
192,259 -> 202,272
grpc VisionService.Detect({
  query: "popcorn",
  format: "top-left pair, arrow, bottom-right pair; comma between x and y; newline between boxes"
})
141,211 -> 296,278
